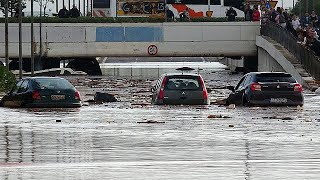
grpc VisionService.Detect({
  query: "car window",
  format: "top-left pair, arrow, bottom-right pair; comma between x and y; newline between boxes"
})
256,73 -> 296,83
35,78 -> 75,90
243,75 -> 252,87
11,80 -> 23,94
165,76 -> 201,90
17,80 -> 29,93
235,76 -> 246,90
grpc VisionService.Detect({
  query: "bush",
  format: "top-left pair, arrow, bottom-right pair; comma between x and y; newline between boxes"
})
0,65 -> 16,92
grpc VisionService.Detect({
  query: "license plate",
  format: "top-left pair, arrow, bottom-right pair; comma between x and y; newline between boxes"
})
51,95 -> 65,100
270,98 -> 287,103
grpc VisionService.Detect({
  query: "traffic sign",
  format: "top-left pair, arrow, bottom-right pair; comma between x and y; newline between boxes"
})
147,45 -> 158,56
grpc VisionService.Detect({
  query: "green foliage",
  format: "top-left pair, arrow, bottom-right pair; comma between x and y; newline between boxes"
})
0,0 -> 26,17
0,16 -> 245,23
0,66 -> 16,92
292,0 -> 320,16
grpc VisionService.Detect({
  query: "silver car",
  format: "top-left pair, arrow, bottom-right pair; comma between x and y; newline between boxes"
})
151,73 -> 209,105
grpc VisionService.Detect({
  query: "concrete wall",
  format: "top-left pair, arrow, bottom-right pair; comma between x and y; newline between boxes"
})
0,22 -> 260,58
256,36 -> 309,86
258,47 -> 285,72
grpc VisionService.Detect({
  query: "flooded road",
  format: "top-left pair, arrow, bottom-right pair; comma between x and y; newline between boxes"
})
1,67 -> 320,179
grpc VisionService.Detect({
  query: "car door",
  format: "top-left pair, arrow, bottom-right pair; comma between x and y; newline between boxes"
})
15,80 -> 30,107
228,75 -> 248,105
3,80 -> 23,107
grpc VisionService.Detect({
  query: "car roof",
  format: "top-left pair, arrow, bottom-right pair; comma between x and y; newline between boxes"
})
23,77 -> 66,80
163,73 -> 201,77
245,72 -> 292,76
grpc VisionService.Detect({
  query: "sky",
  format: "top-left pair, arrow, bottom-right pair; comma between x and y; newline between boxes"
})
0,0 -> 296,17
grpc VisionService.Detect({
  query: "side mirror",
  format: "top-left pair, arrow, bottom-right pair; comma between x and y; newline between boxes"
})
226,86 -> 235,92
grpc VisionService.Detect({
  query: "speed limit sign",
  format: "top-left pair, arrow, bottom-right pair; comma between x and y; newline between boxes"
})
147,45 -> 158,56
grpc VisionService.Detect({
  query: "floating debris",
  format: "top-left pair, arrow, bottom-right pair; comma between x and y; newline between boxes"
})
226,104 -> 236,109
207,114 -> 232,119
137,120 -> 165,124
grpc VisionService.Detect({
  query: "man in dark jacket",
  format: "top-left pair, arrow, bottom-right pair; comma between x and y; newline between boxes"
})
226,7 -> 237,21
166,7 -> 175,22
58,6 -> 68,18
244,3 -> 253,21
68,5 -> 81,18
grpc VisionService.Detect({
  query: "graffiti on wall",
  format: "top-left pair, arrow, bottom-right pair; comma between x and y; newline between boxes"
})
117,0 -> 165,17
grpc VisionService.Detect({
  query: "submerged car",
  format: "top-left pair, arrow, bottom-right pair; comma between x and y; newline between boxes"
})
226,72 -> 304,106
0,77 -> 81,108
151,73 -> 209,105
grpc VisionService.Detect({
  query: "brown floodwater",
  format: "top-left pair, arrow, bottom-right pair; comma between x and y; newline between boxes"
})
0,69 -> 320,180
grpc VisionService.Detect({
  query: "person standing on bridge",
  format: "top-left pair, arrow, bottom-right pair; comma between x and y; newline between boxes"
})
68,5 -> 81,18
226,7 -> 237,22
244,3 -> 253,21
252,5 -> 260,22
166,7 -> 175,22
58,6 -> 69,18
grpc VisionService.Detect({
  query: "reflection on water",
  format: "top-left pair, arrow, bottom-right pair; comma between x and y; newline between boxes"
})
1,68 -> 320,179
0,103 -> 320,179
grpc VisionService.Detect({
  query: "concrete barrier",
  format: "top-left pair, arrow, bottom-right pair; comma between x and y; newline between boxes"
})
0,22 -> 260,58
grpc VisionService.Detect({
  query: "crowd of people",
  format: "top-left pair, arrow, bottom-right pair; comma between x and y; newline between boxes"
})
58,5 -> 81,18
259,6 -> 320,56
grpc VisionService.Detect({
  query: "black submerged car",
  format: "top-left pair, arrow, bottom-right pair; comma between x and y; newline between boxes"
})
0,77 -> 81,108
151,73 -> 209,105
226,72 -> 304,106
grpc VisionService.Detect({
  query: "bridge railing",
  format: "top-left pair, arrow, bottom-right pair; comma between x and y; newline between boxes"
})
261,22 -> 320,80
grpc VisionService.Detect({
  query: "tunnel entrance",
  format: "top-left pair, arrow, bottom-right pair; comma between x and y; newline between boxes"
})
66,58 -> 102,76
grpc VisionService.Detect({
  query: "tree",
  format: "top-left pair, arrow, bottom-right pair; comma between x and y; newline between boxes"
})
0,65 -> 16,93
34,0 -> 54,17
0,0 -> 26,17
292,0 -> 320,16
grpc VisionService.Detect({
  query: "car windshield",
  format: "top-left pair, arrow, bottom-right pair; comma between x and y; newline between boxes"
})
165,76 -> 202,90
34,78 -> 75,90
256,73 -> 296,83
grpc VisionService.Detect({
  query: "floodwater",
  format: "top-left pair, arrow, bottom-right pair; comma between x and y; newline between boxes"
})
1,64 -> 320,180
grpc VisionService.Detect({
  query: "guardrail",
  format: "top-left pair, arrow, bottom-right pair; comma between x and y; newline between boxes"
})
261,22 -> 320,80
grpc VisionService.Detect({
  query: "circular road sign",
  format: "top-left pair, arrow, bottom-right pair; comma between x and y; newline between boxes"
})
147,45 -> 158,56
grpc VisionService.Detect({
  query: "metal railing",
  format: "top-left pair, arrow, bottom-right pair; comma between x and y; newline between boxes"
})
261,22 -> 320,80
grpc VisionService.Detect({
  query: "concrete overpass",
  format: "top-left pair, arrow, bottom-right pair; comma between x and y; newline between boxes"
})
0,22 -> 260,58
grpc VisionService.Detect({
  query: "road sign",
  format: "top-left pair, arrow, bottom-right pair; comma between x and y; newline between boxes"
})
147,45 -> 158,56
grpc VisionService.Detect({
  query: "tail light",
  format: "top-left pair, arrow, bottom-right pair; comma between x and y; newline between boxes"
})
250,82 -> 261,91
199,76 -> 208,100
32,91 -> 41,100
75,90 -> 81,100
158,76 -> 168,100
294,83 -> 303,92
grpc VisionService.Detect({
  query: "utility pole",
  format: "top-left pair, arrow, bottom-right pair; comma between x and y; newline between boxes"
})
31,0 -> 35,76
56,0 -> 59,13
83,0 -> 85,16
293,0 -> 295,9
91,0 -> 93,16
39,0 -> 43,67
19,0 -> 23,79
5,0 -> 9,70
87,0 -> 89,16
